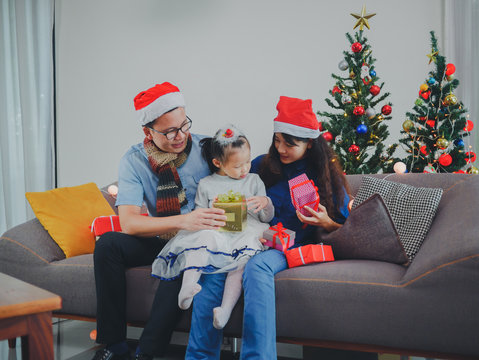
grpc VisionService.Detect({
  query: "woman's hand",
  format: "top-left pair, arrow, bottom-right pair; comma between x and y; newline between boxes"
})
296,203 -> 342,232
246,196 -> 269,213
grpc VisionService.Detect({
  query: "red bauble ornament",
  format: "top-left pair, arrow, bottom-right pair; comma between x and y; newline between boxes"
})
464,120 -> 474,132
351,42 -> 362,53
381,105 -> 392,115
438,154 -> 452,167
369,85 -> 380,96
454,170 -> 466,174
426,120 -> 436,127
322,131 -> 333,142
418,116 -> 427,122
419,89 -> 431,100
348,144 -> 360,154
332,86 -> 342,95
420,145 -> 429,156
445,63 -> 456,76
466,151 -> 477,163
353,106 -> 365,116
318,121 -> 324,131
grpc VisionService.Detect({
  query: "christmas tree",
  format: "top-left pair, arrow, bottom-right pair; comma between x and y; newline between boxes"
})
318,6 -> 398,174
398,31 -> 476,174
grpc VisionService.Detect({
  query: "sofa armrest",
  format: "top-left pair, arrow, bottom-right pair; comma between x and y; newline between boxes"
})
403,175 -> 479,282
0,218 -> 66,267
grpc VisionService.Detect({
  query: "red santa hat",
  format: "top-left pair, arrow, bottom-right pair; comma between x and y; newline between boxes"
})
273,96 -> 320,138
134,82 -> 186,125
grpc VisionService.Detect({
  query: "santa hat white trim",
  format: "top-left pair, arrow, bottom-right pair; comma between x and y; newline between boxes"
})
136,92 -> 185,126
274,121 -> 320,139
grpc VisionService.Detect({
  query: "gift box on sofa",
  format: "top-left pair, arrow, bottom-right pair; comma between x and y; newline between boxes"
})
288,173 -> 320,216
285,243 -> 334,268
90,215 -> 122,238
263,223 -> 295,250
213,190 -> 247,232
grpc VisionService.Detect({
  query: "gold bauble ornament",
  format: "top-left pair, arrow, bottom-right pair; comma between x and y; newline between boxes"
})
467,166 -> 479,174
436,137 -> 449,149
349,71 -> 356,79
351,92 -> 358,99
403,119 -> 414,132
444,94 -> 458,106
419,83 -> 429,92
377,115 -> 384,121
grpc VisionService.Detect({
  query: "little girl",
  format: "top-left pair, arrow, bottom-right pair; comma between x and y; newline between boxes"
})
151,125 -> 274,329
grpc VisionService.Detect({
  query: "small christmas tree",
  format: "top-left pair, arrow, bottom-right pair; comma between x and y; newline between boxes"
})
399,31 -> 476,174
318,6 -> 398,174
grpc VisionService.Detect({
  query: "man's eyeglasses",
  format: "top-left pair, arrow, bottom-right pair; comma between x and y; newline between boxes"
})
147,117 -> 192,140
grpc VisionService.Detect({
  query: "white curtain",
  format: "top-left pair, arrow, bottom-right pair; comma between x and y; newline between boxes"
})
0,0 -> 55,234
444,0 -> 479,159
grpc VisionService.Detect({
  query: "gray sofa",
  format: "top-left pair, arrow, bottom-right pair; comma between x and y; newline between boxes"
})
1,173 -> 478,359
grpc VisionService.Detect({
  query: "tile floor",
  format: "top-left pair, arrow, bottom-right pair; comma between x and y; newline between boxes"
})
0,319 -> 437,360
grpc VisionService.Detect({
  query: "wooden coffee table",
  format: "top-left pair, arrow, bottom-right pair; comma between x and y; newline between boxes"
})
0,272 -> 61,359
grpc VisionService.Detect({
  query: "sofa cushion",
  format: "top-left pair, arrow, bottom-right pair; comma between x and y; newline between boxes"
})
351,176 -> 443,261
318,193 -> 409,265
25,182 -> 115,258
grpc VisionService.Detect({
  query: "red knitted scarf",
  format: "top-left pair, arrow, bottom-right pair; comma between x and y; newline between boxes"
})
143,135 -> 192,239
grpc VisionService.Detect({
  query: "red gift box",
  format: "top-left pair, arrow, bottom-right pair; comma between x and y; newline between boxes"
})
263,223 -> 295,251
288,173 -> 320,216
285,244 -> 334,268
90,215 -> 122,237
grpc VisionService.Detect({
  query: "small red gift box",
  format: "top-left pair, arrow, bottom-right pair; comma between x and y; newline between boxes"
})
288,173 -> 320,216
90,215 -> 122,237
263,223 -> 295,251
285,244 -> 334,268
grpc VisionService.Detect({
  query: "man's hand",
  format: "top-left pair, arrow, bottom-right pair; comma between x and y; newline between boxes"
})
181,208 -> 227,231
246,196 -> 269,213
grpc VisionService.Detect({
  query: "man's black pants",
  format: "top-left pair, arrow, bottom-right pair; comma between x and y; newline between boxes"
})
94,231 -> 183,355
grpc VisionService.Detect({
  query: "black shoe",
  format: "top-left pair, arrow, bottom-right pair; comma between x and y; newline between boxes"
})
92,348 -> 130,360
134,353 -> 153,360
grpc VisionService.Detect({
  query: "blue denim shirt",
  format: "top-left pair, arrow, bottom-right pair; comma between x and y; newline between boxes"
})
116,133 -> 210,216
251,155 -> 349,246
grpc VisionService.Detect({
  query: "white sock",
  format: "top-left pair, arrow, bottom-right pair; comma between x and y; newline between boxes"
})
212,268 -> 244,329
178,270 -> 202,310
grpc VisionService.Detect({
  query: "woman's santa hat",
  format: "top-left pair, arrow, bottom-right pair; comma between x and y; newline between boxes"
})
134,82 -> 186,126
273,96 -> 320,139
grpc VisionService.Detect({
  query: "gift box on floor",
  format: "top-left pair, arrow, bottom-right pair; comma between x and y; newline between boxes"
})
213,190 -> 247,232
288,173 -> 320,216
263,223 -> 295,251
90,215 -> 122,238
285,244 -> 334,268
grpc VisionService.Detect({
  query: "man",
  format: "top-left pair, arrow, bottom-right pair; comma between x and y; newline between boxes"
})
92,82 -> 226,360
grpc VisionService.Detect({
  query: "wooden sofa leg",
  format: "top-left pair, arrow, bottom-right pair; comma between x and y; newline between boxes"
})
8,338 -> 16,348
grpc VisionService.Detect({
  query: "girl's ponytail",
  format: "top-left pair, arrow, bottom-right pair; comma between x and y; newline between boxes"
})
199,137 -> 218,173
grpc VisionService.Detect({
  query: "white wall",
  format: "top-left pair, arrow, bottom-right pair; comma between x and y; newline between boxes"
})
55,0 -> 444,187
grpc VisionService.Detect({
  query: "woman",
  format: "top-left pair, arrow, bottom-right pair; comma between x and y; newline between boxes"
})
185,96 -> 350,360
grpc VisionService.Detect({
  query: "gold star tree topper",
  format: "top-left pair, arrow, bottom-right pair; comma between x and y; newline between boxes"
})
426,50 -> 439,64
351,5 -> 376,30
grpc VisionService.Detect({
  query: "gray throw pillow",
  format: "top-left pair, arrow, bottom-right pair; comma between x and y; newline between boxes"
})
318,193 -> 409,265
352,176 -> 443,261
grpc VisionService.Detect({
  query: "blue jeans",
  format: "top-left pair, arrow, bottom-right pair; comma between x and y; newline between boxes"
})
185,249 -> 287,360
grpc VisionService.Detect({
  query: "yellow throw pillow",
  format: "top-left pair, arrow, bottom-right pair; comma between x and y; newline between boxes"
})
25,182 -> 115,258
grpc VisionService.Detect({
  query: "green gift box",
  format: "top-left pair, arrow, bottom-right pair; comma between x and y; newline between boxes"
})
213,190 -> 247,232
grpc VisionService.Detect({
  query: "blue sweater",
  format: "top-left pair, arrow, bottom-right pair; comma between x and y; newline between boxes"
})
251,155 -> 349,247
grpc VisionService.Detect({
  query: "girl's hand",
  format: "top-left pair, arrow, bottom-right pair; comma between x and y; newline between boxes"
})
246,196 -> 269,213
296,203 -> 341,232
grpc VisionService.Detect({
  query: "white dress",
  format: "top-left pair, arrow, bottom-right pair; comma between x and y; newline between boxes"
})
151,173 -> 274,280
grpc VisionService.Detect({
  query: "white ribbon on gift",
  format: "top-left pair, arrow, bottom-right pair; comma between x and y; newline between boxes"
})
90,215 -> 116,233
298,243 -> 325,265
